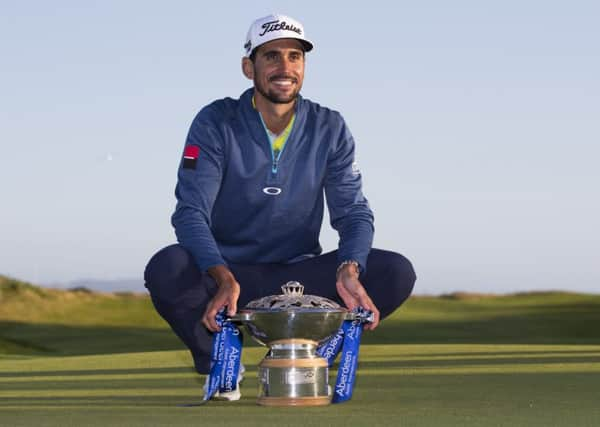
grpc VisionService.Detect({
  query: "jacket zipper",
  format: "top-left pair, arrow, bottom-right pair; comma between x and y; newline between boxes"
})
257,110 -> 294,176
270,121 -> 293,174
272,148 -> 281,174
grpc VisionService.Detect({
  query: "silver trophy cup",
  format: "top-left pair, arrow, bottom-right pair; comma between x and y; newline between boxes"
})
231,281 -> 368,406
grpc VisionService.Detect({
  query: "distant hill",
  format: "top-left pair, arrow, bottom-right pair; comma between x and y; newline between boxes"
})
66,278 -> 147,293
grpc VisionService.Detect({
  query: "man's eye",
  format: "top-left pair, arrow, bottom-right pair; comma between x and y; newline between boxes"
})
265,52 -> 277,60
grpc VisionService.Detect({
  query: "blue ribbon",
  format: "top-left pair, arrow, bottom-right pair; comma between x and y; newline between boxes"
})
316,326 -> 345,367
317,307 -> 371,404
203,309 -> 243,401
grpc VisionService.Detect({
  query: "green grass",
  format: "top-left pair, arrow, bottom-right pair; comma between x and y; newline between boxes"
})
1,276 -> 600,426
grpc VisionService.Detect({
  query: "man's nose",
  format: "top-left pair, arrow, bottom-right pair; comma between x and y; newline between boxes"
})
278,56 -> 294,71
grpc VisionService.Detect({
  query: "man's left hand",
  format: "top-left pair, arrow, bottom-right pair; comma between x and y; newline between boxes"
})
336,265 -> 380,330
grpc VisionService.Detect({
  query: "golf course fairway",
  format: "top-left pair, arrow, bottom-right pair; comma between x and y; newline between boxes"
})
1,278 -> 600,426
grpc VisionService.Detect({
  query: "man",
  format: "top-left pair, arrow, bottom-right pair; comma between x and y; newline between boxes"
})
144,14 -> 416,400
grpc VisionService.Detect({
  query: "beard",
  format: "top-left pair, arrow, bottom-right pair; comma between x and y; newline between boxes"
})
254,76 -> 302,104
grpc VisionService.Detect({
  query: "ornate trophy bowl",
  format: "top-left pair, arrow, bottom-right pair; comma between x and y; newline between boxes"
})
231,281 -> 358,406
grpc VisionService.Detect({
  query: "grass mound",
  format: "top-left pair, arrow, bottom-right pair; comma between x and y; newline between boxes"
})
0,275 -> 47,298
0,275 -> 180,356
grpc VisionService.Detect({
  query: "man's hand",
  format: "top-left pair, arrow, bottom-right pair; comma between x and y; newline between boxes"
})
336,264 -> 380,330
202,265 -> 241,332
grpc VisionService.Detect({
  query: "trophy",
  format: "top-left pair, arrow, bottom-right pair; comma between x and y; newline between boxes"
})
231,281 -> 372,406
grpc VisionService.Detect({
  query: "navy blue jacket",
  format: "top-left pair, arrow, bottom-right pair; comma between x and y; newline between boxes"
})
171,88 -> 374,273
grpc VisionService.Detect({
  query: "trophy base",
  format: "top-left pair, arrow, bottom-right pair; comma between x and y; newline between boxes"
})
257,396 -> 331,407
257,340 -> 331,406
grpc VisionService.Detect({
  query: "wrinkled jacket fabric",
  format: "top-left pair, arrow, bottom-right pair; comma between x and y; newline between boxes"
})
171,88 -> 374,272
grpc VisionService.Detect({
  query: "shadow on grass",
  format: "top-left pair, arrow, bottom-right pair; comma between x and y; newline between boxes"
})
2,371 -> 600,409
4,353 -> 600,390
0,394 -> 255,408
0,366 -> 197,378
0,321 -> 185,356
405,349 -> 600,358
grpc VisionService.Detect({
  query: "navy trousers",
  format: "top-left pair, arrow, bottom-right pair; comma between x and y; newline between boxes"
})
144,245 -> 416,374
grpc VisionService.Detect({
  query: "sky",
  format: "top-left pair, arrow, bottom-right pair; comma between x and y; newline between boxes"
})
1,1 -> 599,294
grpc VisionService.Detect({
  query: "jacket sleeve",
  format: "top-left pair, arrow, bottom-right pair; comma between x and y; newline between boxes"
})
171,112 -> 226,271
324,116 -> 374,273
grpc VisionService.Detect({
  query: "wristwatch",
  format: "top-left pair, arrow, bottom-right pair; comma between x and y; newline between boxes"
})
336,260 -> 360,279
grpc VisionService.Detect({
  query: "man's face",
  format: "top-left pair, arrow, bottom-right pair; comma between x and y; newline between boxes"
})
246,39 -> 305,104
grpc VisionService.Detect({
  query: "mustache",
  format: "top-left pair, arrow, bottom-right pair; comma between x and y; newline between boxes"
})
269,74 -> 298,83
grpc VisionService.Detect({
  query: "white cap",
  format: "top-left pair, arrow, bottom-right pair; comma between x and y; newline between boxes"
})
244,14 -> 314,57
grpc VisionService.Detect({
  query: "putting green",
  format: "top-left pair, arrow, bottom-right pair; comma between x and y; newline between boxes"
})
1,344 -> 600,426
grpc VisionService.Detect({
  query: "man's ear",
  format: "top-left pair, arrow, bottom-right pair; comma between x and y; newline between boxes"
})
241,57 -> 254,80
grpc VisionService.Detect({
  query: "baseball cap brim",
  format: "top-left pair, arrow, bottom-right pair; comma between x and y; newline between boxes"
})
249,37 -> 313,57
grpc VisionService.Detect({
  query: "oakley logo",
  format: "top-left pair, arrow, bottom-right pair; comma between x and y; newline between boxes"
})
263,187 -> 282,195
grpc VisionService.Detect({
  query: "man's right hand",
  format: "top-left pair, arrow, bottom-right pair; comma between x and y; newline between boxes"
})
202,265 -> 241,332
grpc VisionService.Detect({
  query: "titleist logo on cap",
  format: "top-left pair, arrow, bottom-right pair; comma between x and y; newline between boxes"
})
259,20 -> 302,37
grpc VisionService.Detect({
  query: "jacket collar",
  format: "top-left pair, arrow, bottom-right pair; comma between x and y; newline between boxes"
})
240,88 -> 307,149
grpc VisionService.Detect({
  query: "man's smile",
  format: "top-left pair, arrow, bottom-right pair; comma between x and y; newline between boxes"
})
269,75 -> 297,88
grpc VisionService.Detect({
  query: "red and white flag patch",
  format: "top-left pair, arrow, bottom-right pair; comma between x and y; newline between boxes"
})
182,145 -> 200,169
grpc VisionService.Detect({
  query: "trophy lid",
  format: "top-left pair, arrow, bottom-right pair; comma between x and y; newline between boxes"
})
244,281 -> 342,311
